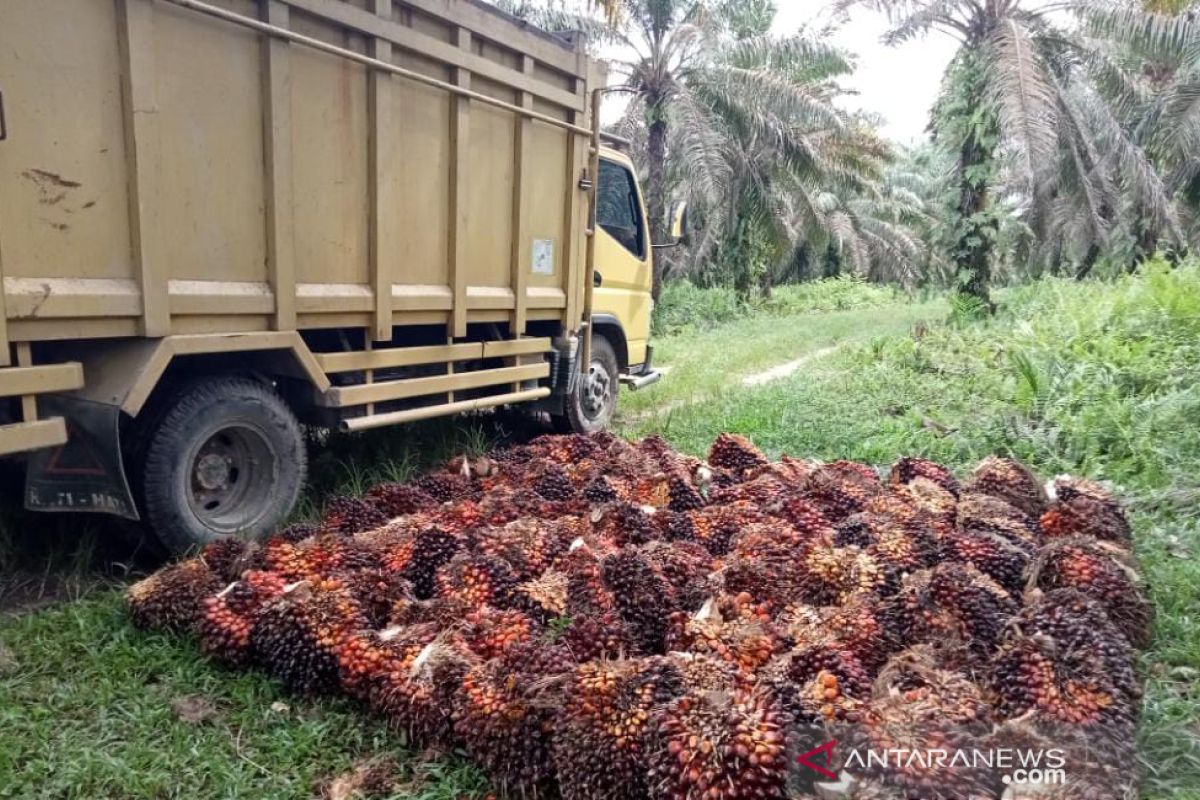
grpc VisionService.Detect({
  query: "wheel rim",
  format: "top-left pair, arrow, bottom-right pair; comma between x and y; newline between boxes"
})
582,358 -> 614,421
185,423 -> 278,535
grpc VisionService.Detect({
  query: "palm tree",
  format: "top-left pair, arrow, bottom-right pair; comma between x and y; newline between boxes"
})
840,0 -> 1175,307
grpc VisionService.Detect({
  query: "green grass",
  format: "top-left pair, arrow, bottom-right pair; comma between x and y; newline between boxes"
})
3,264 -> 1199,798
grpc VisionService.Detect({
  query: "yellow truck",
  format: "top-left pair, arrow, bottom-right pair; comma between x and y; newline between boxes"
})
0,0 -> 674,552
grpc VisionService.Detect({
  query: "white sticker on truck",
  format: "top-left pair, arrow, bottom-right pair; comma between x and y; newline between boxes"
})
532,239 -> 555,275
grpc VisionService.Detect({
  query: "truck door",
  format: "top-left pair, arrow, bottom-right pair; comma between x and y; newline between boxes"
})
593,157 -> 653,368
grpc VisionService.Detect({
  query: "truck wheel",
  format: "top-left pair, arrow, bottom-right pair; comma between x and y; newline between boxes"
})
139,377 -> 306,554
556,336 -> 619,434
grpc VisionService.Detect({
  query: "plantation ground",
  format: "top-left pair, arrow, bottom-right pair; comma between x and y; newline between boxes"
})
2,270 -> 1199,799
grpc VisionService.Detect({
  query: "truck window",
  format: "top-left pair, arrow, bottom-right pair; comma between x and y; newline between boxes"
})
597,160 -> 646,259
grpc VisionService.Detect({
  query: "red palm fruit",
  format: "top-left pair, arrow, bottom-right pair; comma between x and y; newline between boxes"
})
685,501 -> 766,556
334,624 -> 414,702
411,471 -> 478,503
469,518 -> 564,581
776,601 -> 898,676
1040,494 -> 1132,546
639,434 -> 702,475
1029,537 -> 1152,648
582,474 -> 620,504
938,527 -> 1032,592
773,496 -> 836,540
531,462 -> 578,502
636,540 -> 715,612
630,473 -> 672,508
747,455 -> 816,488
706,432 -> 769,476
338,567 -> 413,627
554,657 -> 685,800
250,579 -> 367,695
1052,474 -> 1118,505
559,543 -> 618,618
955,492 -> 1041,549
602,548 -> 679,653
927,562 -> 1019,657
664,600 -> 782,674
275,521 -> 320,543
452,641 -> 575,798
127,559 -> 223,633
889,456 -> 960,496
262,534 -> 348,582
667,473 -> 706,513
198,570 -> 288,665
709,472 -> 791,507
457,606 -> 536,660
790,544 -> 887,605
1016,588 -> 1140,703
648,686 -> 790,800
386,596 -> 472,628
321,495 -> 389,535
668,652 -> 739,692
199,539 -> 262,582
434,552 -> 517,610
560,610 -> 640,660
990,631 -> 1132,731
965,455 -> 1048,518
728,521 -> 806,561
432,498 -> 484,533
399,526 -> 460,599
769,643 -> 871,724
800,461 -> 881,522
373,633 -> 468,745
594,501 -> 657,547
364,482 -> 437,517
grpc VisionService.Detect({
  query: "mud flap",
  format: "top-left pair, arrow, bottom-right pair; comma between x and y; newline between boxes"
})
24,395 -> 138,519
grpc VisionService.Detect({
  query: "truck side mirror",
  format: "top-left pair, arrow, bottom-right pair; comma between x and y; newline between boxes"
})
653,202 -> 690,250
669,201 -> 689,247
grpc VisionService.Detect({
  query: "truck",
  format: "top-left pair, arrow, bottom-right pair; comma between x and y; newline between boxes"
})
0,0 -> 676,552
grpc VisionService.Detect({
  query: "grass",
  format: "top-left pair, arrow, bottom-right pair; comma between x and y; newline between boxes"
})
3,265 -> 1199,798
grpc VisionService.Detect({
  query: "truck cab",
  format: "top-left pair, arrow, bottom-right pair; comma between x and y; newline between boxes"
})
557,145 -> 662,434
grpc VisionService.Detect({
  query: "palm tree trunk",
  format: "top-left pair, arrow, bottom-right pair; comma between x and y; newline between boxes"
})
647,115 -> 669,301
953,130 -> 996,310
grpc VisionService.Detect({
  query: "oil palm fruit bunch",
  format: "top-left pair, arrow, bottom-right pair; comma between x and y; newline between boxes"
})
339,566 -> 412,627
594,501 -> 657,547
601,548 -> 678,653
965,456 -> 1048,519
872,645 -> 991,726
938,526 -> 1032,592
664,599 -> 782,674
779,596 -> 897,674
1015,588 -> 1140,703
249,579 -> 366,694
891,476 -> 958,529
434,551 -> 517,610
511,569 -> 568,621
1040,477 -> 1131,545
684,501 -> 766,556
648,686 -> 790,800
411,471 -> 478,504
1028,537 -> 1152,648
199,538 -> 263,582
635,540 -> 714,613
765,643 -> 872,723
559,609 -> 639,660
372,633 -> 467,745
772,496 -> 836,541
364,482 -> 437,517
321,495 -> 389,535
198,570 -> 288,665
667,472 -> 706,513
554,658 -> 684,800
469,518 -> 564,581
453,641 -> 575,798
262,534 -> 348,582
889,456 -> 960,496
989,630 -> 1131,731
800,461 -> 881,522
127,558 -> 223,633
706,432 -> 769,477
457,606 -> 536,660
399,526 -> 461,598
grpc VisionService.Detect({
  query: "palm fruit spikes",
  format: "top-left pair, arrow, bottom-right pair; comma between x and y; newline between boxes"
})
127,559 -> 223,633
648,687 -> 790,800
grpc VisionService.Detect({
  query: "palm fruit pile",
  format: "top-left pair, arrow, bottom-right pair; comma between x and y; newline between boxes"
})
127,433 -> 1150,799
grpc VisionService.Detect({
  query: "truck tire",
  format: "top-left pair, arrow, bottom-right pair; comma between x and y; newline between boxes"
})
139,377 -> 306,554
555,336 -> 619,434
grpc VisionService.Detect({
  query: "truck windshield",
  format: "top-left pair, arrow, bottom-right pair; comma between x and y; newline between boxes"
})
597,160 -> 646,259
